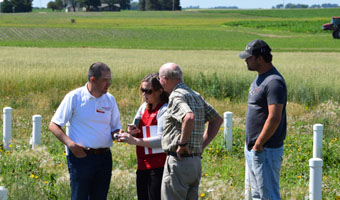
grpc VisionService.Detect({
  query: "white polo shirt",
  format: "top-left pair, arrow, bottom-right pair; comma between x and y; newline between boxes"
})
51,83 -> 121,151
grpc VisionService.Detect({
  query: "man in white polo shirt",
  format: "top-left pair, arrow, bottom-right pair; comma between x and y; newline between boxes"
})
49,62 -> 121,200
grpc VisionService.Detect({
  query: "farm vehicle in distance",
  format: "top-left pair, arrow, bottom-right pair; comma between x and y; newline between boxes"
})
322,17 -> 340,39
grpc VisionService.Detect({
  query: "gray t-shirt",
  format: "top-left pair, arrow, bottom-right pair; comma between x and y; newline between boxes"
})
245,67 -> 287,151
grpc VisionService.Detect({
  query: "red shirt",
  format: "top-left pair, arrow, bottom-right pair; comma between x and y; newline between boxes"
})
136,103 -> 166,170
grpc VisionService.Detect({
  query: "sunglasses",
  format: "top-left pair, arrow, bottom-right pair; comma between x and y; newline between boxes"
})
141,88 -> 153,95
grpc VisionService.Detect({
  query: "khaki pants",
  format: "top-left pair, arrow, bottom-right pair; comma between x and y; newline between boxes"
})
161,155 -> 202,200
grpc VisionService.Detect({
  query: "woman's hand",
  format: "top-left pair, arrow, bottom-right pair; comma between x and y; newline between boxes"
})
127,124 -> 140,137
118,132 -> 137,145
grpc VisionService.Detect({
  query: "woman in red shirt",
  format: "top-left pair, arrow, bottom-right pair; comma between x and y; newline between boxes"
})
119,73 -> 168,200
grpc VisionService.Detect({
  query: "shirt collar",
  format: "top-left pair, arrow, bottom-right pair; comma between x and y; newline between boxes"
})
173,82 -> 186,91
83,83 -> 96,100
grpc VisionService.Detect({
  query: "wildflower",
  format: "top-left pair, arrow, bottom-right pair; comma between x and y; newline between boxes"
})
6,151 -> 11,155
8,144 -> 12,148
30,174 -> 35,178
209,147 -> 212,151
58,163 -> 63,167
44,181 -> 49,184
35,175 -> 38,179
230,185 -> 233,189
297,176 -> 302,179
215,150 -> 219,153
200,193 -> 205,197
204,173 -> 208,177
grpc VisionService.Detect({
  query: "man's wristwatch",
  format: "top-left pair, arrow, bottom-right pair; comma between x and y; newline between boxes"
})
177,141 -> 188,147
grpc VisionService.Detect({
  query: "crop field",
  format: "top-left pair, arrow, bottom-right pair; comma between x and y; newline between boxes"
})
0,8 -> 340,199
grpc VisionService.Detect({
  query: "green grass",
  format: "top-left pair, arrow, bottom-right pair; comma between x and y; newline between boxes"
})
0,9 -> 339,51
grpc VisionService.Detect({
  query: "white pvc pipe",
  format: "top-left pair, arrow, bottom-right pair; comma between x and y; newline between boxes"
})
313,124 -> 323,159
3,107 -> 12,150
30,115 -> 42,149
0,186 -> 8,200
223,112 -> 233,152
309,158 -> 323,200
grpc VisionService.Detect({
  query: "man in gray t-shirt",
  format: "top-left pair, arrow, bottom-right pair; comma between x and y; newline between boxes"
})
239,39 -> 287,200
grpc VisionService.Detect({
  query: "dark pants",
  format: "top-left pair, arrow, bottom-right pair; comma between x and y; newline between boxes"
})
67,150 -> 112,200
137,167 -> 164,200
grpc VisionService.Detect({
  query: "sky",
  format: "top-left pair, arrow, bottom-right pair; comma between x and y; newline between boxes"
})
32,0 -> 339,9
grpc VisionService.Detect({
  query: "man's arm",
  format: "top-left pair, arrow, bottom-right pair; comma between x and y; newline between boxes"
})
253,104 -> 283,151
202,115 -> 223,150
48,122 -> 87,158
176,112 -> 195,159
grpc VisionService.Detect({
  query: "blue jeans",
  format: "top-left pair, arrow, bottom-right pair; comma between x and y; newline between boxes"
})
245,145 -> 283,200
67,150 -> 112,200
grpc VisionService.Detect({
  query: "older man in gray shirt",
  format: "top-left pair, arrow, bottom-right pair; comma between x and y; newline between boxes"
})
158,62 -> 223,200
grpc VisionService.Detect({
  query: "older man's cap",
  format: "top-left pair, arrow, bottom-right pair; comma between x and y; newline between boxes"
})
238,39 -> 271,59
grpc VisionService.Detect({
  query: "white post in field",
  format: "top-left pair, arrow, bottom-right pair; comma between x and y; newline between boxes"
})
0,186 -> 8,200
313,124 -> 323,159
309,158 -> 323,200
3,107 -> 12,150
223,112 -> 233,152
245,161 -> 251,200
30,115 -> 42,149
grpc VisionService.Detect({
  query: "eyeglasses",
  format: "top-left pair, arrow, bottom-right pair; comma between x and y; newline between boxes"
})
141,88 -> 153,95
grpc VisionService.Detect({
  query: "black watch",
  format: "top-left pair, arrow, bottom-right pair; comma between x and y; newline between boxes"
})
177,141 -> 188,147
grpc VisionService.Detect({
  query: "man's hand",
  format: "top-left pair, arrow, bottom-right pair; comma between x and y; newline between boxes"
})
252,143 -> 264,152
68,142 -> 87,158
176,145 -> 190,160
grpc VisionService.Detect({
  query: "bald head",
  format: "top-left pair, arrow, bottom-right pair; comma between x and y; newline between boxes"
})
159,62 -> 183,81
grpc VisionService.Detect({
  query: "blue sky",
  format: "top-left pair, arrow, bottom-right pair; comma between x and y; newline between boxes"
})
33,0 -> 339,9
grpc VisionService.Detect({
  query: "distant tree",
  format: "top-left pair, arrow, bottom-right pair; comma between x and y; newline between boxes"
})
1,0 -> 13,12
130,1 -> 138,10
55,0 -> 63,9
47,0 -> 63,10
310,4 -> 321,8
11,0 -> 32,12
321,3 -> 338,8
138,0 -> 145,10
47,1 -> 57,10
296,4 -> 308,8
275,4 -> 284,9
145,0 -> 160,10
139,0 -> 180,11
118,0 -> 130,9
285,3 -> 296,8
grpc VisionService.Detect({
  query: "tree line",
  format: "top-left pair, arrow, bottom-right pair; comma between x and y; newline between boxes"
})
273,3 -> 338,9
1,0 -> 33,12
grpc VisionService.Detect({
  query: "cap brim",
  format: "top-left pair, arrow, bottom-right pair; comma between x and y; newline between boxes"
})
238,51 -> 252,59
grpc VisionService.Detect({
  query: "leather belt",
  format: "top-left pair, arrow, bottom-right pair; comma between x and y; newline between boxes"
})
84,148 -> 110,155
167,151 -> 201,158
